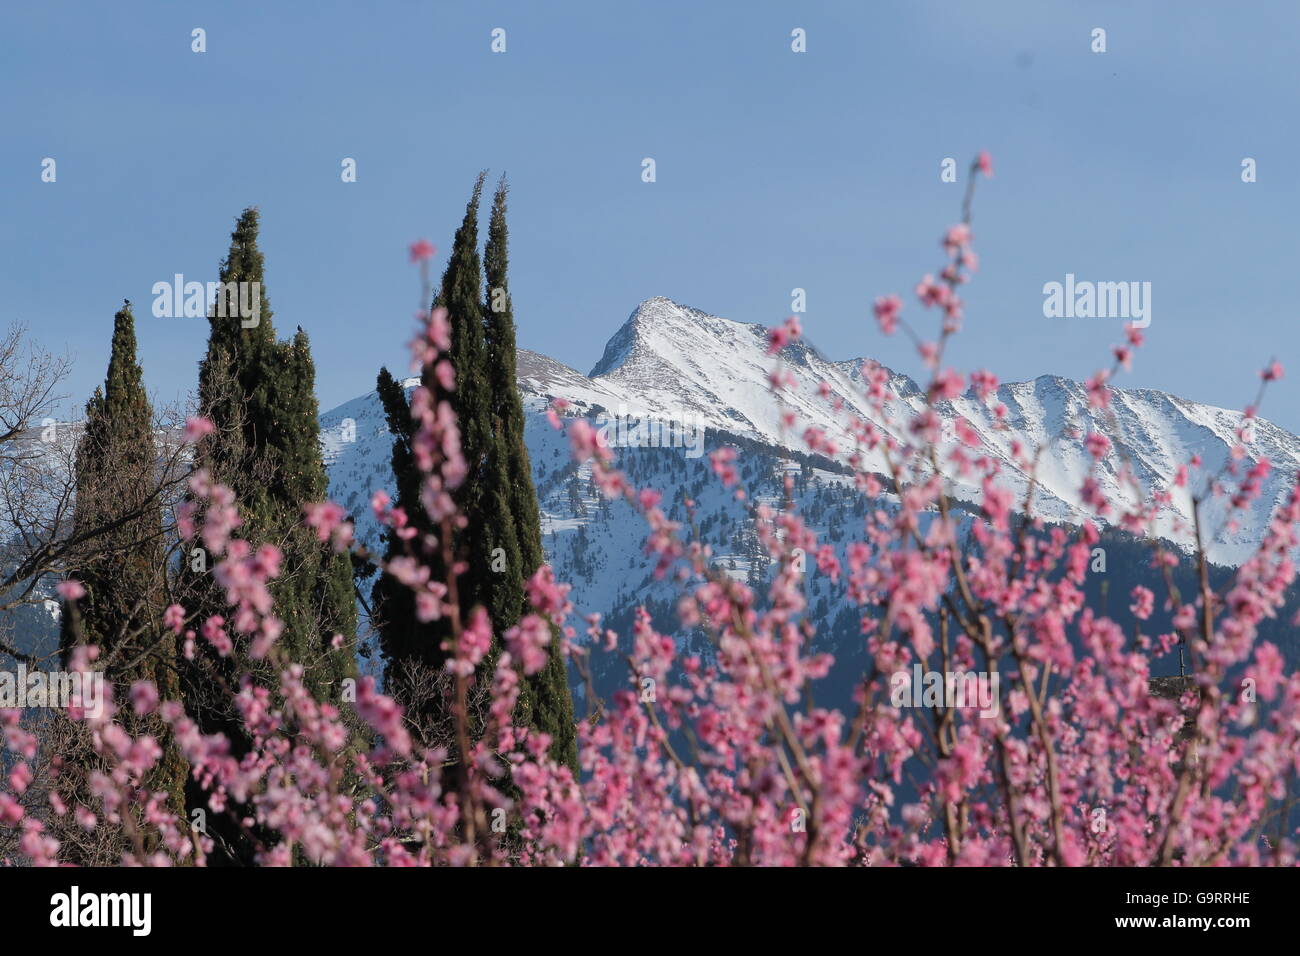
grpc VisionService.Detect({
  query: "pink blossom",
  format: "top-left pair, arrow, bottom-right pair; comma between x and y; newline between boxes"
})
163,604 -> 186,634
873,295 -> 902,335
709,447 -> 739,488
1129,586 -> 1154,621
131,681 -> 160,716
942,224 -> 971,254
1085,431 -> 1111,460
408,238 -> 436,263
928,368 -> 964,403
303,501 -> 352,551
568,419 -> 610,464
1085,371 -> 1111,409
184,416 -> 216,443
8,763 -> 32,795
969,369 -> 999,400
766,315 -> 802,355
446,607 -> 492,677
506,614 -> 552,676
914,275 -> 950,309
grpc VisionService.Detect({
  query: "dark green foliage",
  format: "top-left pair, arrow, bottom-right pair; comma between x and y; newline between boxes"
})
181,209 -> 358,861
370,365 -> 445,718
187,209 -> 357,691
374,176 -> 576,769
483,177 -> 576,769
438,172 -> 515,626
61,303 -> 187,826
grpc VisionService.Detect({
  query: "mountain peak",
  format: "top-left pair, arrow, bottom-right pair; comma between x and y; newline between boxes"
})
589,297 -> 732,378
588,296 -> 831,381
320,294 -> 1300,568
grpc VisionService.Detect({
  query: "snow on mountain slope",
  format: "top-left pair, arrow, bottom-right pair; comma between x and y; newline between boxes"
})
321,296 -> 1298,591
531,297 -> 1293,565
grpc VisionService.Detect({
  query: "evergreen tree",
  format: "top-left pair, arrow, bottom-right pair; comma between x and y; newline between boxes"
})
187,209 -> 356,692
437,172 -> 516,623
482,177 -> 576,769
370,365 -> 443,715
373,178 -> 500,734
182,209 -> 358,861
373,176 -> 576,769
60,303 -> 187,835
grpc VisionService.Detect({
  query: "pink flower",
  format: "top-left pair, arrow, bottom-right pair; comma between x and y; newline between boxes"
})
525,565 -> 572,624
917,341 -> 940,369
1084,431 -> 1111,460
928,368 -> 964,403
434,360 -> 455,392
445,607 -> 492,678
408,239 -> 436,264
1129,586 -> 1154,621
414,586 -> 447,623
976,150 -> 993,177
426,307 -> 451,353
969,369 -> 999,401
873,295 -> 902,335
201,615 -> 232,656
568,419 -> 610,464
709,447 -> 739,488
184,416 -> 216,443
57,579 -> 85,601
1080,476 -> 1110,515
1252,642 -> 1285,700
163,604 -> 186,634
354,676 -> 411,759
8,762 -> 32,795
942,224 -> 971,255
0,793 -> 24,826
131,681 -> 159,716
914,275 -> 949,309
766,316 -> 802,355
506,614 -> 552,676
981,479 -> 1013,530
303,501 -> 351,550
1261,359 -> 1283,382
1085,371 -> 1111,409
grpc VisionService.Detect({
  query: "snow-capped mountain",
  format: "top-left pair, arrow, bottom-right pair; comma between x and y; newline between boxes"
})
334,297 -> 1293,560
7,297 -> 1293,684
320,296 -> 1300,670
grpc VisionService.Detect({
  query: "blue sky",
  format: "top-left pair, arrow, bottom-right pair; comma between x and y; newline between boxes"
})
4,1 -> 1299,430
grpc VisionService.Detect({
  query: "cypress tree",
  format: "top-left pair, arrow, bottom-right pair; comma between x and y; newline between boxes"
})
60,303 -> 187,838
419,172 -> 522,642
182,209 -> 358,861
438,172 -> 512,619
373,178 -> 501,731
373,176 -> 576,770
187,209 -> 357,689
370,366 -> 443,713
483,177 -> 577,769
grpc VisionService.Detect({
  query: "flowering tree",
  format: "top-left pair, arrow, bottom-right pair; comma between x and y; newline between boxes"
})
3,153 -> 1297,866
